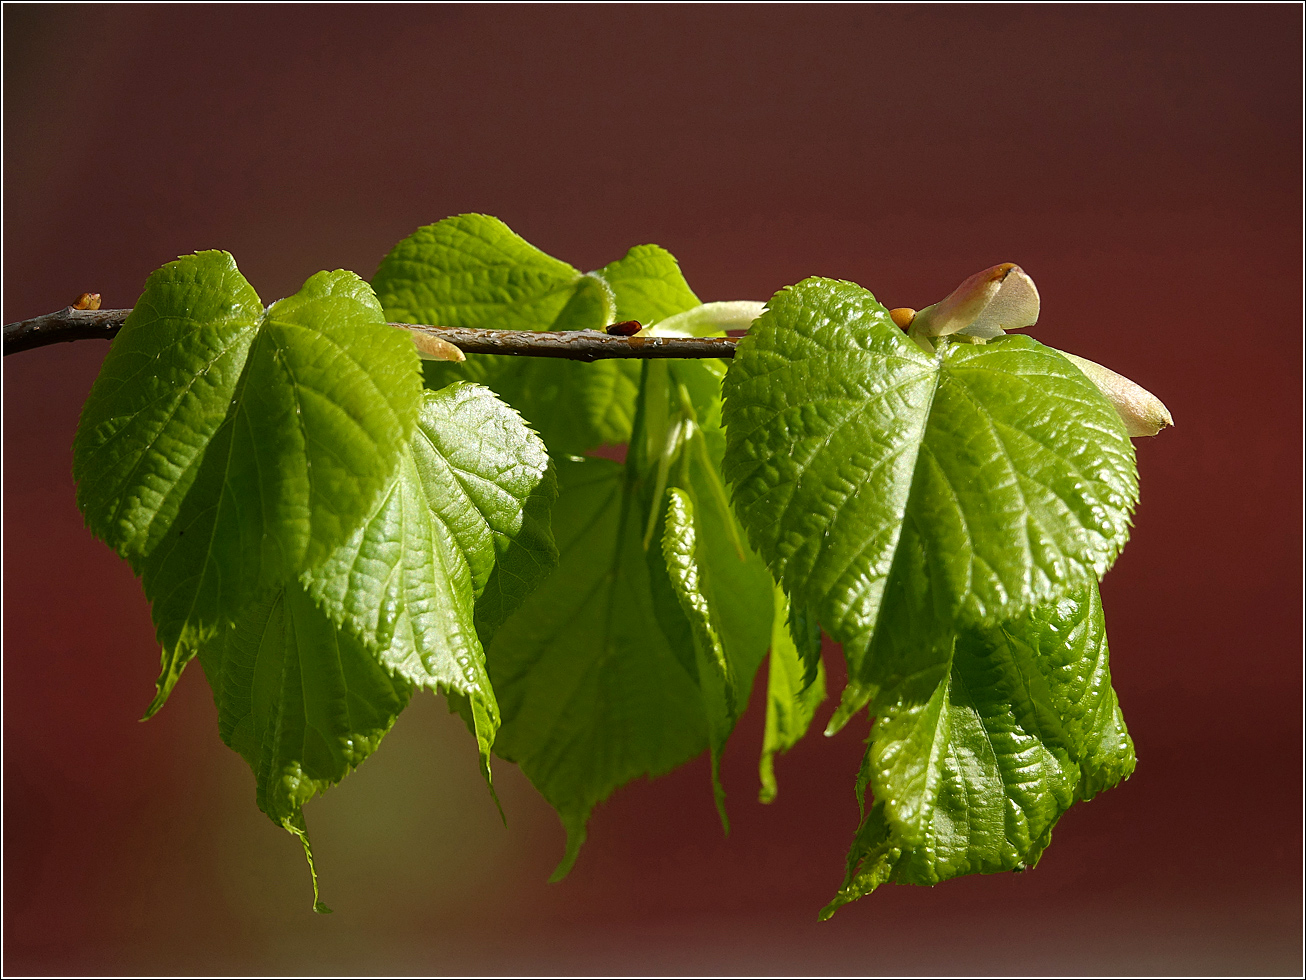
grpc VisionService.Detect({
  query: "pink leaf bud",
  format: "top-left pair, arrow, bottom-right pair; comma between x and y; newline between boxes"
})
911,263 -> 1040,339
1058,351 -> 1173,437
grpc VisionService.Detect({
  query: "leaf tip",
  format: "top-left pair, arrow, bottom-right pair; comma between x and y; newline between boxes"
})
284,811 -> 329,915
141,649 -> 190,720
489,777 -> 507,828
139,695 -> 165,723
711,756 -> 730,835
758,754 -> 778,805
547,852 -> 578,884
549,809 -> 590,883
824,683 -> 871,737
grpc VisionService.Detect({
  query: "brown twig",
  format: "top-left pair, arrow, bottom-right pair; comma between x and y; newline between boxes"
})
2,308 -> 739,361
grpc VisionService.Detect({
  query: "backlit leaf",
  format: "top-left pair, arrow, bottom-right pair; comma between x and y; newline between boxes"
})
759,584 -> 827,804
820,581 -> 1134,917
197,585 -> 412,913
373,215 -> 700,452
662,488 -> 736,829
635,358 -> 774,824
722,277 -> 1137,724
73,256 -> 422,717
302,382 -> 556,790
73,251 -> 263,560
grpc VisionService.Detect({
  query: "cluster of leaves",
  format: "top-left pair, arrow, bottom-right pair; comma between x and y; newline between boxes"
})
71,214 -> 1140,916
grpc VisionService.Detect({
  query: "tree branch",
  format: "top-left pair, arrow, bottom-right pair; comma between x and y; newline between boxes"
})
2,307 -> 740,360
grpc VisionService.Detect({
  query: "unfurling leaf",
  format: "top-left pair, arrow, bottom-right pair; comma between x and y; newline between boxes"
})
636,300 -> 766,338
896,261 -> 1172,437
759,583 -> 827,804
909,262 -> 1040,340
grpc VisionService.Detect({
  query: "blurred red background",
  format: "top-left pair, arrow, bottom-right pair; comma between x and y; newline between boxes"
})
3,5 -> 1301,974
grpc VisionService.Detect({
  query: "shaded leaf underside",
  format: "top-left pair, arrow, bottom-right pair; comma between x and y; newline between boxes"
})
487,458 -> 709,878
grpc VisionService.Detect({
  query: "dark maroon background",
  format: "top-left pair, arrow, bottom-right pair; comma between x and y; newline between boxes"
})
4,5 -> 1301,974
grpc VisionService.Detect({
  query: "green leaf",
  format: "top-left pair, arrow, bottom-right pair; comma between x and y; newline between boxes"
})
302,382 -> 556,794
998,584 -> 1135,803
373,216 -> 701,453
661,488 -> 736,830
598,243 -> 702,326
374,214 -> 614,452
73,251 -> 264,560
634,360 -> 771,685
557,243 -> 704,450
634,359 -> 775,822
197,584 -> 413,913
678,432 -> 772,708
722,277 -> 1138,721
72,256 -> 423,718
820,580 -> 1134,918
486,458 -> 709,879
373,213 -> 588,331
671,369 -> 775,785
759,583 -> 828,804
786,596 -> 823,693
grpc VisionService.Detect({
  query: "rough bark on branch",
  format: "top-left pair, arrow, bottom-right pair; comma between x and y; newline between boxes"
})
3,307 -> 740,361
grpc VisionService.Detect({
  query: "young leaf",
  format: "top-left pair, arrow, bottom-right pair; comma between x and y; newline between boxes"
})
372,215 -> 701,452
676,420 -> 773,716
661,488 -> 737,830
302,382 -> 556,790
636,359 -> 773,692
634,359 -> 775,822
759,584 -> 828,804
820,580 -> 1134,918
72,256 -> 422,717
485,458 -> 709,879
197,584 -> 413,913
722,277 -> 1138,719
